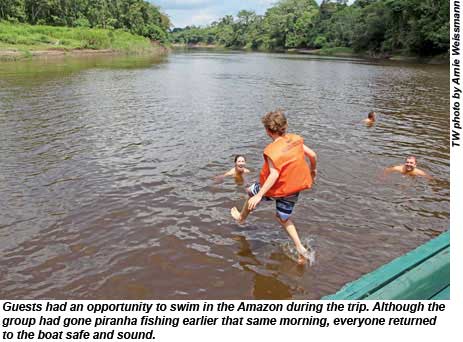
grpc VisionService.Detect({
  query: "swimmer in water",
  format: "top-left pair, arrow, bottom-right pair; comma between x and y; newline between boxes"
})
363,111 -> 376,125
230,110 -> 317,265
384,156 -> 431,179
215,155 -> 250,184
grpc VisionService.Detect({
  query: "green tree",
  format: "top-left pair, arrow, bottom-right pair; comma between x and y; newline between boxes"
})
352,0 -> 389,52
324,4 -> 361,47
24,0 -> 52,24
233,10 -> 257,47
0,0 -> 26,22
383,0 -> 449,54
263,0 -> 319,49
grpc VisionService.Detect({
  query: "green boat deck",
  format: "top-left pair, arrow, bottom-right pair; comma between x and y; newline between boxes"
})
322,230 -> 450,300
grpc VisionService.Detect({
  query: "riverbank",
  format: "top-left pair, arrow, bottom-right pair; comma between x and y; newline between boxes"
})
172,44 -> 357,57
292,47 -> 449,64
288,47 -> 360,58
172,43 -> 448,64
0,22 -> 168,61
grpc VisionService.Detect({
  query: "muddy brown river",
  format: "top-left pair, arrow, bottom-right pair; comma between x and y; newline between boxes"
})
0,51 -> 449,299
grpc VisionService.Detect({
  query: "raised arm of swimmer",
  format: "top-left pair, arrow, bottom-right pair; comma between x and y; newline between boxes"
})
384,165 -> 403,175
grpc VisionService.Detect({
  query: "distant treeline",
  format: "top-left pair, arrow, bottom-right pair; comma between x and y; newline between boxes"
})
0,0 -> 170,42
171,0 -> 449,56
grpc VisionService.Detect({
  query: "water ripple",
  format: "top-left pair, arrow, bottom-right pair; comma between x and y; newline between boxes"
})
0,52 -> 449,299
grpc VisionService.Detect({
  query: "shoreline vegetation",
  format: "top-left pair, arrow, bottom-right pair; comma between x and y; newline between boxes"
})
0,0 -> 170,61
0,22 -> 168,61
0,0 -> 449,64
172,43 -> 448,64
171,0 -> 449,63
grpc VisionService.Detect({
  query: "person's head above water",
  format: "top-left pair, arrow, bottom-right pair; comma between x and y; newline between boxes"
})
404,155 -> 417,172
261,110 -> 288,136
234,155 -> 246,172
384,155 -> 430,179
368,111 -> 376,121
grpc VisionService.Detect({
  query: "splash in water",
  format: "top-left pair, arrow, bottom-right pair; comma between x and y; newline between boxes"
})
282,237 -> 316,266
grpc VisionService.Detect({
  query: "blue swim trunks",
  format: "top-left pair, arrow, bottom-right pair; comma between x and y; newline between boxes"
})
247,182 -> 299,221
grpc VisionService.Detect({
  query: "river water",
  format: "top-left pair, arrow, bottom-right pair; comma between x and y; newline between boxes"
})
0,51 -> 449,299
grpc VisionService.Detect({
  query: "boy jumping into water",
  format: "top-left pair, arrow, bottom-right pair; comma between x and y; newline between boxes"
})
231,110 -> 317,265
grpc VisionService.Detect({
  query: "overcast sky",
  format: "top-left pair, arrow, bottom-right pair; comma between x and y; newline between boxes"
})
153,0 -> 279,28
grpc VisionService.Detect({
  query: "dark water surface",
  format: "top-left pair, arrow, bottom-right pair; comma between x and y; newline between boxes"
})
0,51 -> 449,299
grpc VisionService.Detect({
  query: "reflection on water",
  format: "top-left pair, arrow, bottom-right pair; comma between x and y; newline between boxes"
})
0,52 -> 449,299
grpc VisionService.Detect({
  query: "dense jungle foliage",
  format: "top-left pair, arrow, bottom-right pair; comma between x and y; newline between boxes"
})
170,0 -> 449,56
0,0 -> 170,43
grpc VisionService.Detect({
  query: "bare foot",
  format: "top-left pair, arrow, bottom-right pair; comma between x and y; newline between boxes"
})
296,245 -> 315,266
231,207 -> 244,224
297,255 -> 307,265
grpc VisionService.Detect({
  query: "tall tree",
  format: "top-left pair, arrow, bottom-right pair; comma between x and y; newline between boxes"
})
0,0 -> 26,21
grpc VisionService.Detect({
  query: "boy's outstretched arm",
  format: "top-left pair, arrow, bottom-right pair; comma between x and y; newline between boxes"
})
248,158 -> 279,211
303,144 -> 317,181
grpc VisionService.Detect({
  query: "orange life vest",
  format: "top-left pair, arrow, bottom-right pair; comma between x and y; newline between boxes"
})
259,133 -> 312,197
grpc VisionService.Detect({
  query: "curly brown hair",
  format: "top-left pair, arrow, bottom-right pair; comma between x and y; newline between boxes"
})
261,110 -> 287,135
